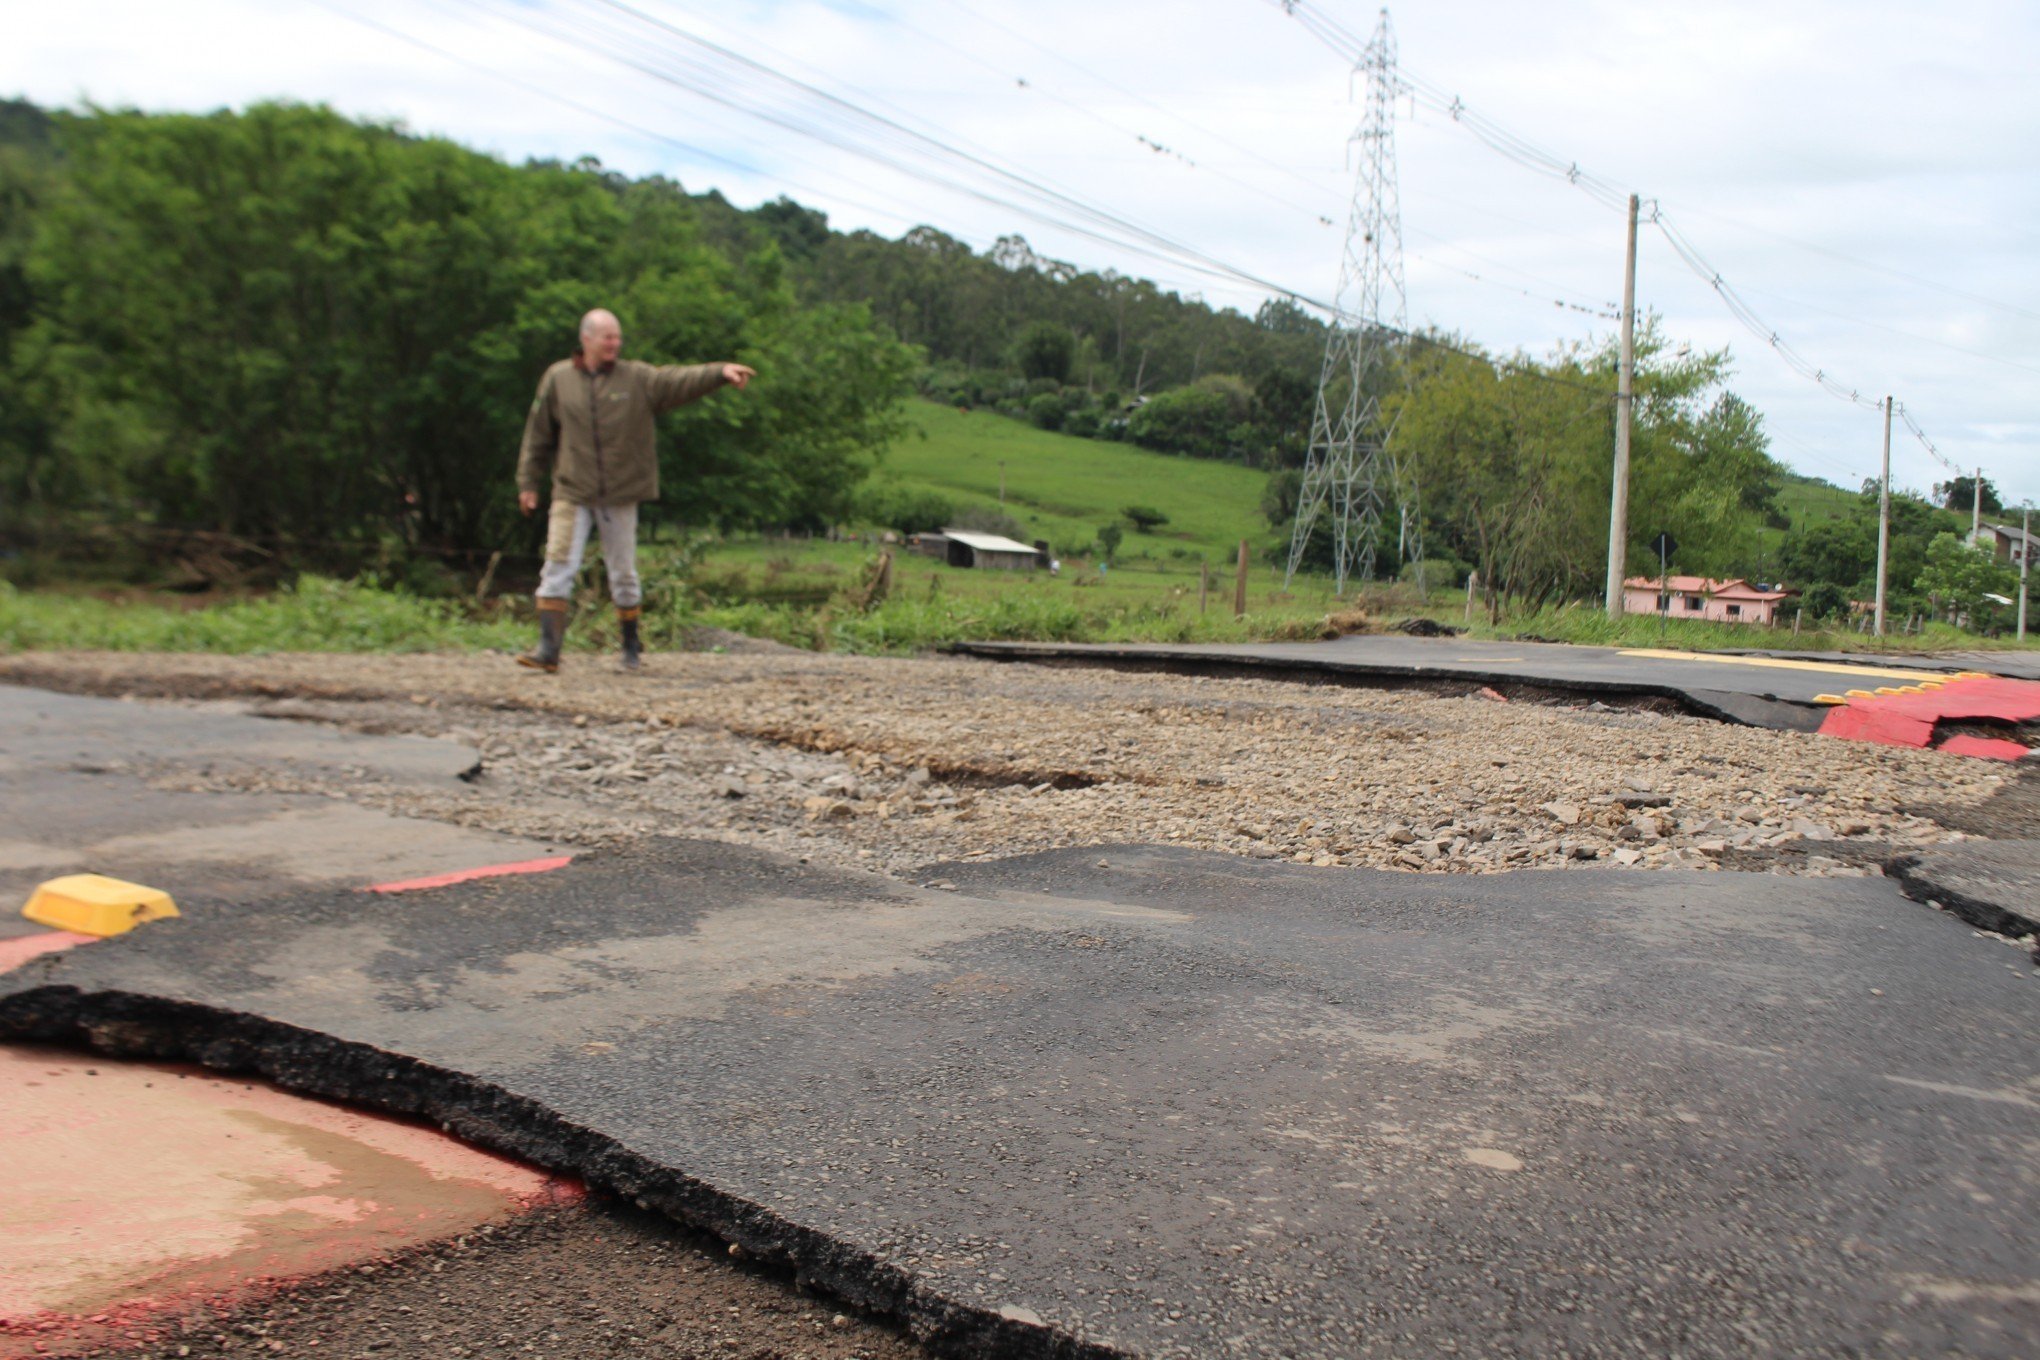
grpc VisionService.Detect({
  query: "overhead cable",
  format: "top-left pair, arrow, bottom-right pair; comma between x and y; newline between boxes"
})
1270,0 -> 1968,454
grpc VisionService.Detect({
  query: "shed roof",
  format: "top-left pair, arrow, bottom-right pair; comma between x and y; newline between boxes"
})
940,529 -> 1041,555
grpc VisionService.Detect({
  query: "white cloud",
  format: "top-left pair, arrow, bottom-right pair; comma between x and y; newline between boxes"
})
3,0 -> 2034,502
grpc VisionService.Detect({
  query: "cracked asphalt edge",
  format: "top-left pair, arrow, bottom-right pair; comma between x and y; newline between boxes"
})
0,979 -> 1124,1360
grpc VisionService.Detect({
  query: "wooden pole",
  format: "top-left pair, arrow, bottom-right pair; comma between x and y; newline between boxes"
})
1234,540 -> 1249,618
1199,560 -> 1210,614
1603,193 -> 1640,618
1874,396 -> 1892,636
2019,502 -> 2031,643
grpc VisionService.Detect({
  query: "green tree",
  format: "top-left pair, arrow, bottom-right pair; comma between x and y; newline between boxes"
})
15,102 -> 914,556
1915,532 -> 2017,628
1935,474 -> 2002,517
1122,505 -> 1169,533
1779,520 -> 1876,592
1014,321 -> 1075,384
1096,520 -> 1124,563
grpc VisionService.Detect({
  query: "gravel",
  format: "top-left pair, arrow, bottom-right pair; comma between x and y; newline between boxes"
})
0,648 -> 2011,883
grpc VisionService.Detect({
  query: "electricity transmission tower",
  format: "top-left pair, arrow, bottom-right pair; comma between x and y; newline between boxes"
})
1285,7 -> 1411,594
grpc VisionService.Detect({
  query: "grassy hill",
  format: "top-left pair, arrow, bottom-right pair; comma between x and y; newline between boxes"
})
874,400 -> 1276,563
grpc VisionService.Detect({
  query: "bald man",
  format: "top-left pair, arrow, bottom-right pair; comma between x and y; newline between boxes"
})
514,309 -> 755,672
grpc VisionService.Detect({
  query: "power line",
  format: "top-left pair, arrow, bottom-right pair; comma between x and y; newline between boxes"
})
1894,402 -> 1962,476
1672,201 -> 2040,328
306,0 -> 947,239
1269,0 -> 1974,463
534,0 -> 1335,309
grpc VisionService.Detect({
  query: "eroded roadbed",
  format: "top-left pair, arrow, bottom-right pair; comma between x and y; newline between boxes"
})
3,840 -> 2035,1358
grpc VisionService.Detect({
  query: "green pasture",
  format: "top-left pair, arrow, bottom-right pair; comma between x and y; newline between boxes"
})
872,400 -> 1275,562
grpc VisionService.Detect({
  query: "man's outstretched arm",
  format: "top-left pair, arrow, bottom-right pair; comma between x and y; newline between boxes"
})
648,361 -> 757,412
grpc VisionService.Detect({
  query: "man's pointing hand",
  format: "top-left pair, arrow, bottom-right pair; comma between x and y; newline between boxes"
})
722,363 -> 757,389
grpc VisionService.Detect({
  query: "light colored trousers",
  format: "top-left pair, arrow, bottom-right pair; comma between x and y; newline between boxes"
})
536,500 -> 640,607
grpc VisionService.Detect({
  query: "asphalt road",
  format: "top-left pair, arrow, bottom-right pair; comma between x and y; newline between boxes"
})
951,634 -> 2030,729
9,836 -> 2033,1359
0,684 -> 553,940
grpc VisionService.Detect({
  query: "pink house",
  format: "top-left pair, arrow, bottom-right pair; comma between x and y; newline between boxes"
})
1621,575 -> 1795,625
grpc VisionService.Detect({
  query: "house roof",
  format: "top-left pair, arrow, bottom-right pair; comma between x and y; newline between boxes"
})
940,529 -> 1041,555
1711,581 -> 1793,601
1622,575 -> 1792,602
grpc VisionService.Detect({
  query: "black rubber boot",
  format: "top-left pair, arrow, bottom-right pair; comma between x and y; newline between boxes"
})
618,606 -> 643,672
517,603 -> 569,673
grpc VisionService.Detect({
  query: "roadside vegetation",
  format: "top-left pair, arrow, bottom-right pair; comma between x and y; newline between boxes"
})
1,98 -> 2027,657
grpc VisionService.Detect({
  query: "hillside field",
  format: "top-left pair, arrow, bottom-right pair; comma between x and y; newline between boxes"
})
872,400 -> 1276,564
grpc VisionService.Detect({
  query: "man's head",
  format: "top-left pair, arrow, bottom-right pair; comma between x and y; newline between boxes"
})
579,309 -> 623,367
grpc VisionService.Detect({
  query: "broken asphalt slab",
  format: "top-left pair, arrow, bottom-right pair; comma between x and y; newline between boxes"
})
1887,839 -> 2040,940
3,840 -> 2034,1357
0,684 -> 554,926
947,635 -> 2013,732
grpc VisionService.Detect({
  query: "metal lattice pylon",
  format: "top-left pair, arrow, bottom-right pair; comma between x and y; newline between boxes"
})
1286,8 -> 1410,594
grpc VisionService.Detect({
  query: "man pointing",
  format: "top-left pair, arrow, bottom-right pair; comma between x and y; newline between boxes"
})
514,308 -> 755,672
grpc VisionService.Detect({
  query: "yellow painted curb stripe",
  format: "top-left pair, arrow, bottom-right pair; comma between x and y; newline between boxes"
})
1616,649 -> 1964,683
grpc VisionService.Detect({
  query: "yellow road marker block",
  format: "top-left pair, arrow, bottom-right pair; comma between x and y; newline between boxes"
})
1813,694 -> 1847,705
23,874 -> 179,937
1845,689 -> 1875,699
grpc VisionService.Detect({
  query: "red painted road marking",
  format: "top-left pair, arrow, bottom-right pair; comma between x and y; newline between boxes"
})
1934,734 -> 2034,762
0,931 -> 94,975
1818,675 -> 2040,759
367,855 -> 573,894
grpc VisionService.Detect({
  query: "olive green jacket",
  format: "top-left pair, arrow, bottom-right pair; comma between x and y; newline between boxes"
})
516,357 -> 729,506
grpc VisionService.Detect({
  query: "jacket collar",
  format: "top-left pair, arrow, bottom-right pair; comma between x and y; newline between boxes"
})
572,351 -> 616,375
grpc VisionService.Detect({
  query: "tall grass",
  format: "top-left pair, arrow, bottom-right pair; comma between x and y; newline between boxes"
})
0,577 -> 527,653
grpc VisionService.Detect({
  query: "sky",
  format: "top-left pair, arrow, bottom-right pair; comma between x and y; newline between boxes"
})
7,0 -> 2036,510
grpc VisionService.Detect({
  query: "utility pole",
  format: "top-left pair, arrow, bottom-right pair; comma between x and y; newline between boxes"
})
1874,396 -> 1892,637
1971,464 -> 1982,539
2020,501 -> 2031,644
1603,192 -> 1640,618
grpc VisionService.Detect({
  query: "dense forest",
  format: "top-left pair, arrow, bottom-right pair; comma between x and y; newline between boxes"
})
0,97 -> 2008,622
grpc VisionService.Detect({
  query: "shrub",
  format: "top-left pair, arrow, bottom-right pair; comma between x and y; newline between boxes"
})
1027,392 -> 1066,430
1398,557 -> 1469,588
1799,581 -> 1848,621
1122,505 -> 1170,533
856,484 -> 954,535
1063,408 -> 1101,438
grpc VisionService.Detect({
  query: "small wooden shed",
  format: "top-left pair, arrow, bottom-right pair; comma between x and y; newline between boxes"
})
910,529 -> 1045,571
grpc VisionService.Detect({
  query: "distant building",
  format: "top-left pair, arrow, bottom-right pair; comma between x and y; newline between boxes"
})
907,529 -> 1048,571
1621,575 -> 1795,625
1969,521 -> 2036,568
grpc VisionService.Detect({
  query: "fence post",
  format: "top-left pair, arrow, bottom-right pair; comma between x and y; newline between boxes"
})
1234,541 -> 1249,618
